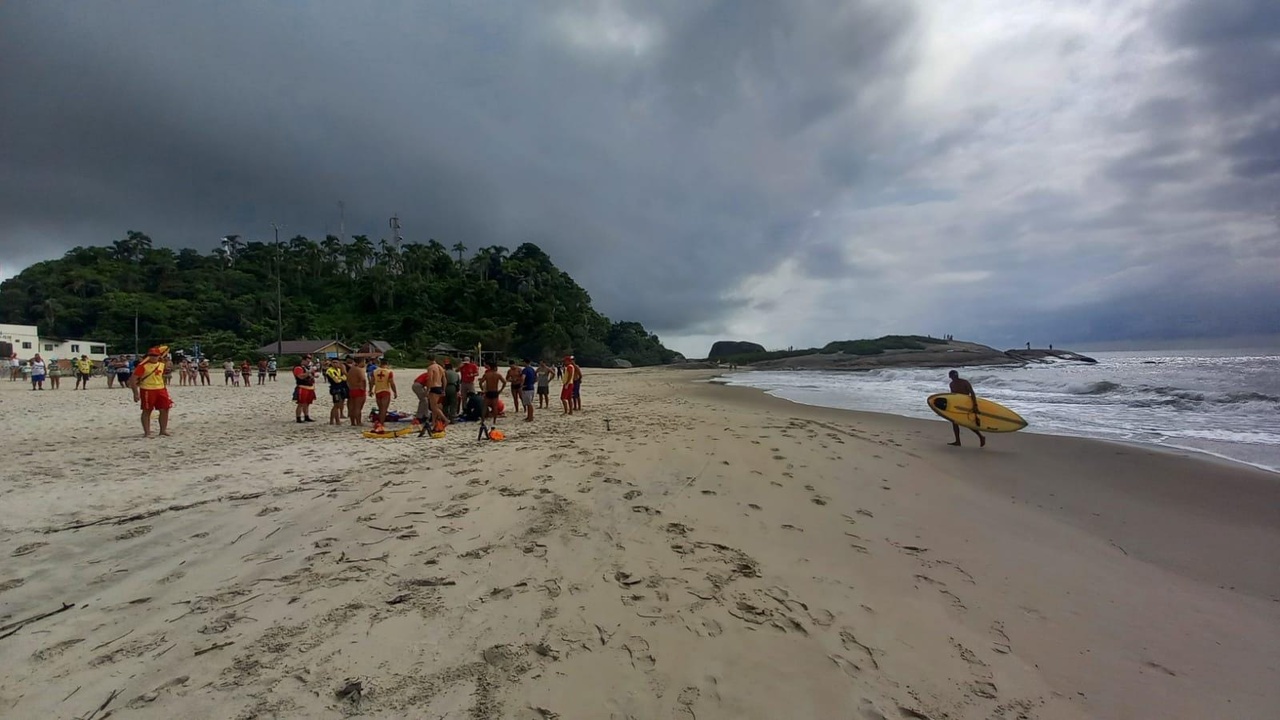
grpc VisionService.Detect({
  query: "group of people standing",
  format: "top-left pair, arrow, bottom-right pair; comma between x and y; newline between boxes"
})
220,357 -> 278,387
11,353 -> 98,391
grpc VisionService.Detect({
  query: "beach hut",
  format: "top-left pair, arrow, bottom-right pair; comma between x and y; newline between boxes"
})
428,342 -> 461,356
354,340 -> 394,360
256,340 -> 353,358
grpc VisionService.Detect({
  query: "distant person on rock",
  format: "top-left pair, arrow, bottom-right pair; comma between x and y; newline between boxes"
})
946,370 -> 986,448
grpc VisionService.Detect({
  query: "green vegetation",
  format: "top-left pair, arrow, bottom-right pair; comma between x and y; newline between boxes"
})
0,230 -> 678,366
718,335 -> 944,365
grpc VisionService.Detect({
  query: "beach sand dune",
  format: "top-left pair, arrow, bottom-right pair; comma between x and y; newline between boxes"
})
1,370 -> 1276,718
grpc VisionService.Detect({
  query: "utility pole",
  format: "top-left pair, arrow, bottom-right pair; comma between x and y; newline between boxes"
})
389,214 -> 402,248
272,223 -> 283,356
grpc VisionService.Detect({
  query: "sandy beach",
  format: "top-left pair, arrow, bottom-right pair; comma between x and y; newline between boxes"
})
1,369 -> 1277,719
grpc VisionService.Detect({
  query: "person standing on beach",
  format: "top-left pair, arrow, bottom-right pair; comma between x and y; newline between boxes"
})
946,370 -> 986,448
444,359 -> 460,421
30,354 -> 46,390
74,354 -> 92,390
459,355 -> 478,398
324,358 -> 349,425
240,360 -> 252,388
536,360 -> 553,409
347,358 -> 368,426
371,357 -> 397,427
424,355 -> 449,428
47,359 -> 62,389
570,356 -> 582,412
560,356 -> 576,415
258,358 -> 268,385
521,358 -> 537,421
293,359 -> 316,423
198,357 -> 211,385
481,361 -> 506,422
129,346 -> 173,437
224,359 -> 236,386
267,356 -> 278,381
506,361 -> 524,414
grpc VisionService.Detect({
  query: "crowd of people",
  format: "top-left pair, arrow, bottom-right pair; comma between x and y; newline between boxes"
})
9,345 -> 587,438
286,353 -> 584,436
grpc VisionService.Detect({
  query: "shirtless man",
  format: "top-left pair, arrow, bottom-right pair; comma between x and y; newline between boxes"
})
481,361 -> 506,423
946,370 -> 986,448
424,356 -> 449,427
347,358 -> 368,425
372,357 -> 397,427
506,361 -> 524,414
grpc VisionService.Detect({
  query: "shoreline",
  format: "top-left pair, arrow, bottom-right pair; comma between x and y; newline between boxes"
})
707,372 -> 1280,476
2,369 -> 1277,718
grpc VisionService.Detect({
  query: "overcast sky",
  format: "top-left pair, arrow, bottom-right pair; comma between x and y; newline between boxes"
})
2,0 -> 1277,357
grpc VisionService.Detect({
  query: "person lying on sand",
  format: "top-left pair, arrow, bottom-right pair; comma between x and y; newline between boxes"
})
947,370 -> 986,448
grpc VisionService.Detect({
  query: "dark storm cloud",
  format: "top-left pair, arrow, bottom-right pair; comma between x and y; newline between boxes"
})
0,0 -> 920,336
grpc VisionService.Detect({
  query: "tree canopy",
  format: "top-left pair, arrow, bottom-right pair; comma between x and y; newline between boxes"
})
0,230 -> 678,366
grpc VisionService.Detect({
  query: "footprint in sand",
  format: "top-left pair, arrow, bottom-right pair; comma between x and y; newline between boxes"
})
623,490 -> 642,500
115,525 -> 153,541
811,496 -> 829,506
11,542 -> 47,557
623,636 -> 656,670
748,503 -> 762,510
0,578 -> 26,594
631,505 -> 661,516
700,490 -> 717,496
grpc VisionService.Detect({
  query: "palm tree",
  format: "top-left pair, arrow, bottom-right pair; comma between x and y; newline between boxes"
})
350,235 -> 375,272
452,241 -> 467,263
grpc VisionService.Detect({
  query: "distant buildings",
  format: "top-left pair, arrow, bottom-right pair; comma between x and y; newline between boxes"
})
0,323 -> 108,362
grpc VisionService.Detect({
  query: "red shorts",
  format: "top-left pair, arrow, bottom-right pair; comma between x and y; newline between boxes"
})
348,388 -> 367,400
375,390 -> 392,402
139,388 -> 173,412
297,387 -> 316,404
560,385 -> 573,401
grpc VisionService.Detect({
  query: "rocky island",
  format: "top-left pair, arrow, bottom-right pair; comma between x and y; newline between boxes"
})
702,335 -> 1096,371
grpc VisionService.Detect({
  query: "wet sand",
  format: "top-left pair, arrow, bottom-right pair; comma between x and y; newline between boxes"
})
1,369 -> 1276,718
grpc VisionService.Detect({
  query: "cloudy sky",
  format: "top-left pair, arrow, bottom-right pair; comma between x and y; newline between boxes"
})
2,0 -> 1277,357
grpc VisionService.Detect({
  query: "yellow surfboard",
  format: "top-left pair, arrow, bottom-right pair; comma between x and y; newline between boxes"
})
927,393 -> 1027,433
362,427 -> 417,439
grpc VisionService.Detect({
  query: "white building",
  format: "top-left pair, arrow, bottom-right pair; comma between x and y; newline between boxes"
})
0,323 -> 40,360
0,323 -> 108,363
44,338 -> 109,363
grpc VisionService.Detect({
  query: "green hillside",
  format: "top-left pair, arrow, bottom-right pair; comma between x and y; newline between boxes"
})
0,231 -> 677,366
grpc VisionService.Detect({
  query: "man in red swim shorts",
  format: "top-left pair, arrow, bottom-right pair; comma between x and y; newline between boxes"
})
293,359 -> 316,423
129,346 -> 174,437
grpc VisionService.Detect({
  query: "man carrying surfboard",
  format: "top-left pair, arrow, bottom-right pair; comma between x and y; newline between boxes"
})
947,370 -> 986,447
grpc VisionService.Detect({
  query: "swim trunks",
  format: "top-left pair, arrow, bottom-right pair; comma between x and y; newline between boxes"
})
560,385 -> 573,401
521,389 -> 534,407
329,382 -> 350,400
484,390 -> 500,400
375,390 -> 392,401
139,388 -> 174,411
297,387 -> 316,404
429,386 -> 444,395
348,388 -> 367,399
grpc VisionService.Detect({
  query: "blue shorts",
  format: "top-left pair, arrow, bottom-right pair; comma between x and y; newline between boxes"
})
572,382 -> 580,398
32,374 -> 46,383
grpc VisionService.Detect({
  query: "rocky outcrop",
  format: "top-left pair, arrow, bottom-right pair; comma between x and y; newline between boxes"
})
708,341 -> 766,359
745,340 -> 1096,371
1004,349 -> 1097,364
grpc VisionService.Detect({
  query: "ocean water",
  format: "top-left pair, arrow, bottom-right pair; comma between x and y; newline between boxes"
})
720,349 -> 1280,473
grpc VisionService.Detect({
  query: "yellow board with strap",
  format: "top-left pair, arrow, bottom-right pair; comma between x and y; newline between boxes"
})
361,427 -> 417,439
927,393 -> 1027,433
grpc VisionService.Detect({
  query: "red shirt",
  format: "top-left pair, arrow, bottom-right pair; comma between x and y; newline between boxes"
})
459,362 -> 479,383
414,372 -> 431,386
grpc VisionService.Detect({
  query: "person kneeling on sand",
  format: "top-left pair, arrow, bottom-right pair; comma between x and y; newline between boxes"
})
130,346 -> 173,437
946,370 -> 986,448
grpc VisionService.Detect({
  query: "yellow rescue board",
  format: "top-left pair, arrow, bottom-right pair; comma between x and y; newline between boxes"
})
362,427 -> 417,439
927,393 -> 1027,433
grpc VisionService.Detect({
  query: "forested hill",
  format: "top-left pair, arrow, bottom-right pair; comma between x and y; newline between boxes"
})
0,231 -> 679,366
